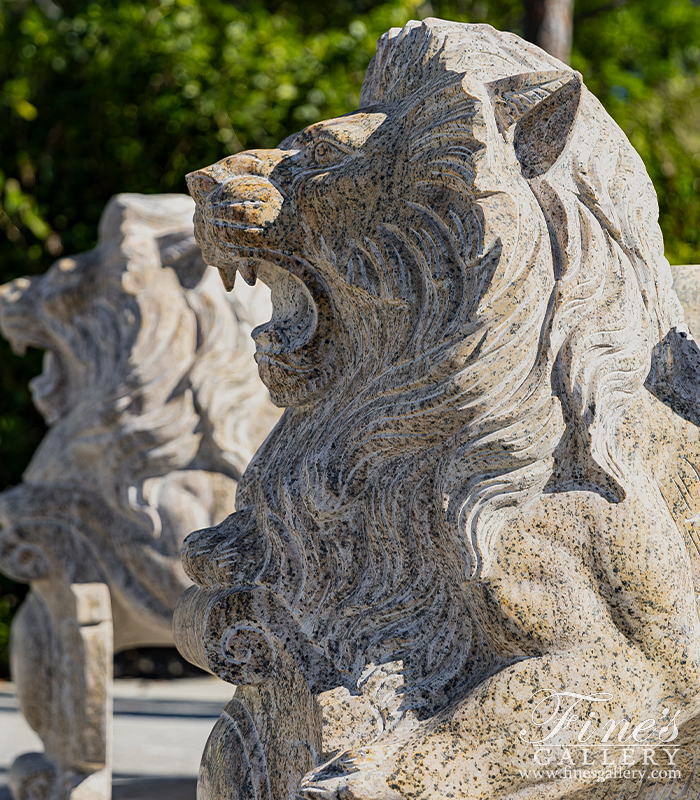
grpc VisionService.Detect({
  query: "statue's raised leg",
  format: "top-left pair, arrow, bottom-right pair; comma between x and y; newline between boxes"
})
9,582 -> 112,800
175,585 -> 329,800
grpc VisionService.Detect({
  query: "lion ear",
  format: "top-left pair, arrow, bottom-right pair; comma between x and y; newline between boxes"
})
486,70 -> 582,179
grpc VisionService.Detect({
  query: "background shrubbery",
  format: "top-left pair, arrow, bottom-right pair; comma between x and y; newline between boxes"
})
1,0 -> 699,674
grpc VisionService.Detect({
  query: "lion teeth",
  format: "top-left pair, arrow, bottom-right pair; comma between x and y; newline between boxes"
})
217,265 -> 236,292
239,259 -> 258,286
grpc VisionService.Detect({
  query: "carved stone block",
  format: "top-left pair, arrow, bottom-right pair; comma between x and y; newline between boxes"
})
178,18 -> 700,800
0,193 -> 280,800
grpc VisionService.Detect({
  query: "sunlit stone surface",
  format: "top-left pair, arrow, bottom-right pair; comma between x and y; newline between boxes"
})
672,264 -> 700,338
177,19 -> 700,800
0,193 -> 280,800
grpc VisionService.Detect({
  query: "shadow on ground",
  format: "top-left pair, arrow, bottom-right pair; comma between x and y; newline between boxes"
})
0,774 -> 197,800
113,775 -> 198,799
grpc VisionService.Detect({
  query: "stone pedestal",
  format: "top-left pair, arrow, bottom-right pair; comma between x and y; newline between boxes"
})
9,583 -> 112,800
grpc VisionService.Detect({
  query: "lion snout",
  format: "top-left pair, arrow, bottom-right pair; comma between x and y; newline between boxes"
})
0,276 -> 42,355
186,149 -> 291,205
186,170 -> 219,205
0,275 -> 32,304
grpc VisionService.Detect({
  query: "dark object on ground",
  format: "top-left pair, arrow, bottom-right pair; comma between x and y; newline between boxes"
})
112,776 -> 198,800
114,648 -> 207,680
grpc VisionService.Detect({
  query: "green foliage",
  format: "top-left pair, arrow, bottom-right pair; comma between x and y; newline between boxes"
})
0,0 -> 699,675
572,0 -> 700,265
0,0 -> 428,280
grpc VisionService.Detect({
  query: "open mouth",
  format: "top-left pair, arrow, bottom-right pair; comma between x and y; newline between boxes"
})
3,317 -> 72,425
0,288 -> 70,425
196,176 -> 321,362
0,316 -> 39,356
191,168 -> 341,405
208,246 -> 326,368
0,279 -> 45,355
204,243 -> 338,405
251,260 -> 318,361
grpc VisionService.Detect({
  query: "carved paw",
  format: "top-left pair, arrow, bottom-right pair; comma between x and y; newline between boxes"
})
9,752 -> 69,800
297,746 -> 405,800
180,505 -> 266,588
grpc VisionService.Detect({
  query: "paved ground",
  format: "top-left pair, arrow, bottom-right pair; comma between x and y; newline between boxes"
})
0,676 -> 234,799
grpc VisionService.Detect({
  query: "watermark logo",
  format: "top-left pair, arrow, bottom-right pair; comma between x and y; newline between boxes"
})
513,689 -> 694,790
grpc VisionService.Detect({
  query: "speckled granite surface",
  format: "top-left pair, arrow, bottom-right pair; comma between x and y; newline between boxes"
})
177,19 -> 700,800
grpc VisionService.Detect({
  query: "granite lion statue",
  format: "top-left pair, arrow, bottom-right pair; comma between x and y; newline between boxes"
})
0,194 -> 280,800
177,20 -> 700,800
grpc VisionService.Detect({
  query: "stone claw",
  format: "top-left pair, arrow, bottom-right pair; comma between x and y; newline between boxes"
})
180,505 -> 265,588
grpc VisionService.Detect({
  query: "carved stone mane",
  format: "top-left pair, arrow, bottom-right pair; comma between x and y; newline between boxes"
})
178,20 -> 700,800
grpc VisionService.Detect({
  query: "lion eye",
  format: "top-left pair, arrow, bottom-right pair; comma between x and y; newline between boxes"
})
311,141 -> 343,166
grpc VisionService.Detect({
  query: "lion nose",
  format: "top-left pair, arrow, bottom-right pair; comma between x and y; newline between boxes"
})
0,277 -> 32,308
186,171 -> 219,205
186,149 -> 290,205
225,150 -> 288,177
